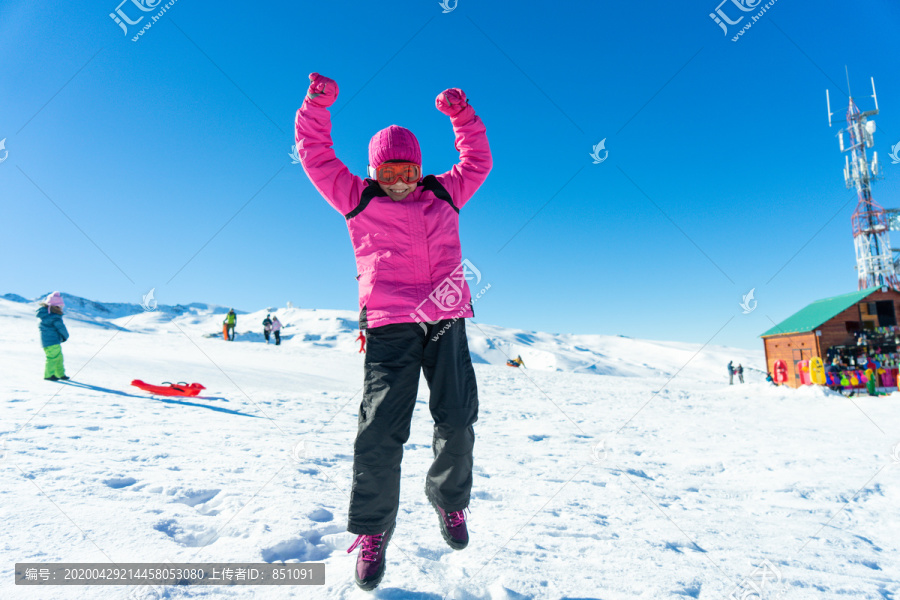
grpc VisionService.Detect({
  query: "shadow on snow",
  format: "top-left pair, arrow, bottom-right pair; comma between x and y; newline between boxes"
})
59,381 -> 255,417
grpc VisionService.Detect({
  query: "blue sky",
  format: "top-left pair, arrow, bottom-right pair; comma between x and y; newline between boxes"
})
2,0 -> 899,351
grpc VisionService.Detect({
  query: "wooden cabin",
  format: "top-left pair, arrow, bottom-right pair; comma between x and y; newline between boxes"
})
761,287 -> 900,388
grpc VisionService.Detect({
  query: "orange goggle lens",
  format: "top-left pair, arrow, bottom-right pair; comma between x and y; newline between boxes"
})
374,162 -> 421,185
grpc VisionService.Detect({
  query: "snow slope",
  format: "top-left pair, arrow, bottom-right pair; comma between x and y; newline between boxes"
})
1,295 -> 898,600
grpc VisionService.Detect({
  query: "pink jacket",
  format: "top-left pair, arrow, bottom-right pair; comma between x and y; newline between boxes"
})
295,99 -> 492,329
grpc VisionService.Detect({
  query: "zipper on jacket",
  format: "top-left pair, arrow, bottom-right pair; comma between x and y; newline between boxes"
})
407,202 -> 432,301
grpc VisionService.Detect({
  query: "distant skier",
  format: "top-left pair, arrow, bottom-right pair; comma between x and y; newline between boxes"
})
296,72 -> 490,590
263,314 -> 273,344
356,330 -> 366,354
727,360 -> 734,385
271,316 -> 282,346
37,291 -> 69,381
736,363 -> 744,384
224,309 -> 236,341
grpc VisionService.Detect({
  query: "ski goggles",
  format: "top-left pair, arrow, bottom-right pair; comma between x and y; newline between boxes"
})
369,162 -> 421,185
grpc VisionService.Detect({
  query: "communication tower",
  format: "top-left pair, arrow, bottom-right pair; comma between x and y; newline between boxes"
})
826,72 -> 896,290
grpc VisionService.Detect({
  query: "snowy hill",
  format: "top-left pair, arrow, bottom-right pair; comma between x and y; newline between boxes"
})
2,293 -> 764,380
1,295 -> 897,600
4,292 -> 236,332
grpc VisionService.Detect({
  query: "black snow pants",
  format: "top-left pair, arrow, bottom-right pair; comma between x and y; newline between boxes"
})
347,318 -> 478,535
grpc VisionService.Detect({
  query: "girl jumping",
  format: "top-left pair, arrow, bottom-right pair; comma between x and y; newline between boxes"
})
295,72 -> 491,590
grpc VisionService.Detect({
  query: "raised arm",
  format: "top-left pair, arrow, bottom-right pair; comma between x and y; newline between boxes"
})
434,88 -> 493,209
294,73 -> 365,215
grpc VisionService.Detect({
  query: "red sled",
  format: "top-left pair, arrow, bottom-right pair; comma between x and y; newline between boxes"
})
131,380 -> 206,397
773,359 -> 788,384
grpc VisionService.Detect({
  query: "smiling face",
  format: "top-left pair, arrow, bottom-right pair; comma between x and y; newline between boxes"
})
368,126 -> 422,199
378,178 -> 418,202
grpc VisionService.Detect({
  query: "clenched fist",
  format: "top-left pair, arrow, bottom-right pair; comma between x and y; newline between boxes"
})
436,88 -> 468,118
306,72 -> 339,108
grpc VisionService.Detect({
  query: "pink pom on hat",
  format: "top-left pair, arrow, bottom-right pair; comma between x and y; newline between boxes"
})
368,125 -> 421,170
45,291 -> 64,307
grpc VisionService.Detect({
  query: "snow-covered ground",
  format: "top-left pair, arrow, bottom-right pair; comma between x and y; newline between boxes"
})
1,295 -> 898,600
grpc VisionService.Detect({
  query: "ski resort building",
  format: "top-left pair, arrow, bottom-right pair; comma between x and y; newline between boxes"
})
761,287 -> 900,388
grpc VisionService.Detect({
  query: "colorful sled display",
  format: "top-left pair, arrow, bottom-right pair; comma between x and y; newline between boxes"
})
809,357 -> 826,385
773,360 -> 788,384
131,380 -> 206,397
797,360 -> 811,385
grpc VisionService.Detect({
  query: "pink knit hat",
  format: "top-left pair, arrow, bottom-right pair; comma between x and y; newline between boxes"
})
368,125 -> 421,169
45,291 -> 64,308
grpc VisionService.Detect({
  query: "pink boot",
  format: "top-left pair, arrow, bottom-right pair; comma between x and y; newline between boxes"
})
347,521 -> 395,590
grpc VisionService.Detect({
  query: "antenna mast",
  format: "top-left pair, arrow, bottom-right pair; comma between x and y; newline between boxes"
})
826,72 -> 897,290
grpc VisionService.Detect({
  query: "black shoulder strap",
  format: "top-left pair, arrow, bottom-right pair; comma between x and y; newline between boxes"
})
345,180 -> 388,220
346,176 -> 458,219
420,175 -> 458,214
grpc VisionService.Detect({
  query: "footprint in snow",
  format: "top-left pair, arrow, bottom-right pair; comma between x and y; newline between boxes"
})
624,468 -> 653,480
260,523 -> 346,563
103,477 -> 137,489
171,488 -> 222,515
153,518 -> 219,547
308,508 -> 333,523
171,488 -> 220,507
663,540 -> 705,553
673,584 -> 701,598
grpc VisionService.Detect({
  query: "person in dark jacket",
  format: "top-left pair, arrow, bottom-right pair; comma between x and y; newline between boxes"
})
37,291 -> 69,381
727,361 -> 734,385
736,363 -> 744,384
263,314 -> 273,344
827,358 -> 844,392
